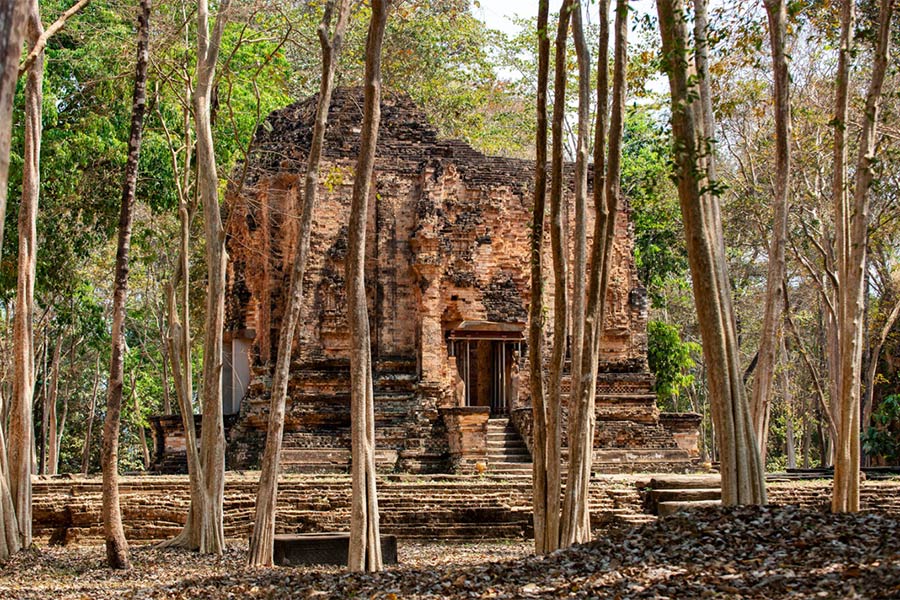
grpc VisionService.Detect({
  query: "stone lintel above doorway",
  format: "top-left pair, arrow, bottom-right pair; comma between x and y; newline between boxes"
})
447,320 -> 525,342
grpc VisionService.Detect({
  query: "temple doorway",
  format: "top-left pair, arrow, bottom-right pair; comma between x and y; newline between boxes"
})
448,321 -> 524,416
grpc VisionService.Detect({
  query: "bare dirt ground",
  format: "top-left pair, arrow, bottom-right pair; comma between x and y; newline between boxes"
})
2,505 -> 899,599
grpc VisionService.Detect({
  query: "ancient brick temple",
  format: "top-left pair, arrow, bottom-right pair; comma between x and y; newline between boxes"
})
200,88 -> 699,475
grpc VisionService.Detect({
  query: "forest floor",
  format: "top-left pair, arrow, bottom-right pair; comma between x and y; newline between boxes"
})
1,505 -> 898,599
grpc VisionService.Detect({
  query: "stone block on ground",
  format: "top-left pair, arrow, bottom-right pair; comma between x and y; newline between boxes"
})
273,532 -> 398,567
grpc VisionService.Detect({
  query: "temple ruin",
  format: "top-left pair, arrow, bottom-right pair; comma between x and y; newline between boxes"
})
154,88 -> 700,475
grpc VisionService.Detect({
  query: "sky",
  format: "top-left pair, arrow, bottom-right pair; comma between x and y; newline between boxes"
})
472,0 -> 657,36
473,0 -> 537,36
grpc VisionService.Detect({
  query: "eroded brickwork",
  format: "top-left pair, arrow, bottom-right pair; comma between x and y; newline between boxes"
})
222,88 -> 690,474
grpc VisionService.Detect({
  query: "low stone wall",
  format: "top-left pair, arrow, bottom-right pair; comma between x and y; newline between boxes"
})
29,473 -> 900,546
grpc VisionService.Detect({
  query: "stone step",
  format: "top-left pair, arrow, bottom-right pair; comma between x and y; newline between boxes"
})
488,464 -> 533,473
648,474 -> 721,490
657,499 -> 721,517
486,432 -> 521,440
648,488 -> 721,514
486,453 -> 530,463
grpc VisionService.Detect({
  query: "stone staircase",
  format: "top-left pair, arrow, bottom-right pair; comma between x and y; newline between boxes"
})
486,418 -> 532,476
644,474 -> 722,516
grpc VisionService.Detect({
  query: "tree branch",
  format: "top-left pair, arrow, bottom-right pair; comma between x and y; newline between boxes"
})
18,0 -> 91,77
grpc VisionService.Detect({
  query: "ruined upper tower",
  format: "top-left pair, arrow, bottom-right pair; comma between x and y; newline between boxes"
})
218,88 -> 696,475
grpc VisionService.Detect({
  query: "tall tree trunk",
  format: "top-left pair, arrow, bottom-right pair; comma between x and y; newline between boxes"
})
561,0 -> 628,546
568,0 -> 589,449
46,336 -> 61,475
751,0 -> 792,460
247,0 -> 350,568
81,355 -> 101,475
832,0 -> 893,513
529,0 -> 551,556
159,204 -> 203,549
0,0 -> 26,263
159,74 -> 198,550
102,0 -> 151,569
163,0 -> 232,555
560,0 -> 595,548
544,0 -> 572,555
657,0 -> 766,505
346,0 -> 388,573
9,0 -> 45,549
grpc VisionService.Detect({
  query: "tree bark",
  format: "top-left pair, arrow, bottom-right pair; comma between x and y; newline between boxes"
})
345,0 -> 388,573
9,0 -> 45,550
162,0 -> 232,555
751,0 -> 792,460
529,0 -> 551,556
657,0 -> 766,505
158,204 -> 204,551
780,336 -> 796,469
560,0 -> 595,548
158,61 -> 199,551
0,0 -> 26,264
102,0 -> 151,569
543,0 -> 572,555
561,0 -> 627,546
247,0 -> 350,568
568,0 -> 589,451
81,355 -> 101,475
832,0 -> 893,513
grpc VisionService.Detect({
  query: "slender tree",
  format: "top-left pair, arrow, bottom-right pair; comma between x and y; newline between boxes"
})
162,0 -> 232,554
750,0 -> 792,463
102,0 -> 152,569
46,337 -> 62,475
560,0 -> 594,547
9,0 -> 46,551
247,0 -> 351,567
0,2 -> 24,546
657,0 -> 766,505
832,0 -> 893,512
543,0 -> 573,555
0,0 -> 26,261
529,0 -> 551,556
81,355 -> 101,475
346,0 -> 388,572
157,28 -> 199,553
561,0 -> 628,546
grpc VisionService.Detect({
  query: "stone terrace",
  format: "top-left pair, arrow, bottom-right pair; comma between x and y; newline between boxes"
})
31,473 -> 900,546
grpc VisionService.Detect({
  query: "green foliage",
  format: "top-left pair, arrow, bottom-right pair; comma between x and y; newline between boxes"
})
647,320 -> 700,412
623,108 -> 689,308
863,394 -> 900,464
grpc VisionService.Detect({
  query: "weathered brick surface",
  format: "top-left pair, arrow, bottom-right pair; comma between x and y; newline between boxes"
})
221,88 -> 691,474
31,474 -> 900,544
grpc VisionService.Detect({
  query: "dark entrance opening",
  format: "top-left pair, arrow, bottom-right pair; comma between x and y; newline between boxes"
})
448,321 -> 524,417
